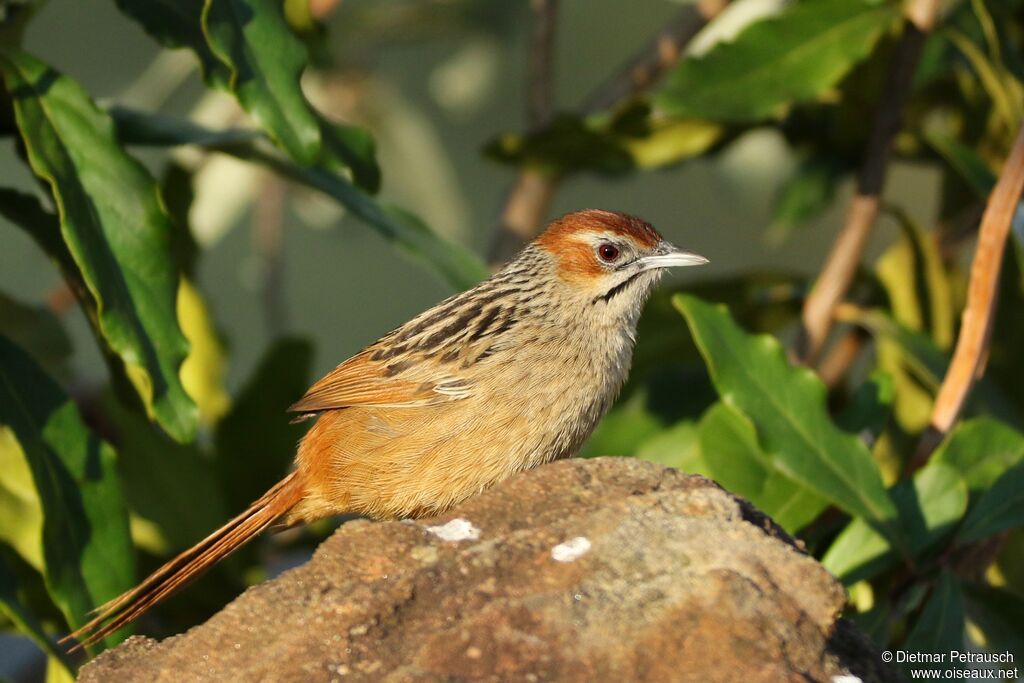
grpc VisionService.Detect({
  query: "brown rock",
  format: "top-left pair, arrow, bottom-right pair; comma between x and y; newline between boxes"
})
79,457 -> 897,683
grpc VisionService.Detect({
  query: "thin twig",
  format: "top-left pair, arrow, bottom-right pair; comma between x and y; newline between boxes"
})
913,123 -> 1024,466
487,0 -> 727,267
253,173 -> 288,336
526,0 -> 559,130
580,0 -> 726,113
795,2 -> 939,364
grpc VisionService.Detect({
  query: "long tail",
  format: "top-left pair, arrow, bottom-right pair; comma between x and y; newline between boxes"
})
62,471 -> 306,652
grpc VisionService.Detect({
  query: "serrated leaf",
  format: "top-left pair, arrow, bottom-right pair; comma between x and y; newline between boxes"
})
2,52 -> 198,443
0,552 -> 73,676
822,461 -> 968,584
903,572 -> 966,667
699,402 -> 827,532
957,462 -> 1024,542
932,418 -> 1024,493
0,336 -> 134,649
654,0 -> 896,122
675,294 -> 900,540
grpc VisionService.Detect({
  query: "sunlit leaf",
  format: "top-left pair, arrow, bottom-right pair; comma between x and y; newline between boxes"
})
177,279 -> 230,427
700,402 -> 827,532
822,461 -> 968,584
675,294 -> 900,541
0,336 -> 134,649
932,418 -> 1024,493
2,51 -> 198,443
655,0 -> 896,122
0,429 -> 44,570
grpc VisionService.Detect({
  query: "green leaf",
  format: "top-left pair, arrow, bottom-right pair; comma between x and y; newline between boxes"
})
835,370 -> 894,441
2,51 -> 198,443
214,337 -> 312,512
932,418 -> 1024,493
674,294 -> 901,539
111,108 -> 488,291
654,0 -> 896,122
822,461 -> 968,584
113,0 -> 229,87
635,420 -> 706,473
201,0 -> 319,165
903,572 -> 966,668
0,428 -> 44,571
0,551 -> 73,675
0,335 -> 134,648
957,462 -> 1024,542
699,402 -> 827,532
115,0 -> 380,190
582,391 -> 665,457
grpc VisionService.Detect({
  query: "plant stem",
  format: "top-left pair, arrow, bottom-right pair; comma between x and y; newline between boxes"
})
795,2 -> 939,364
914,123 -> 1024,466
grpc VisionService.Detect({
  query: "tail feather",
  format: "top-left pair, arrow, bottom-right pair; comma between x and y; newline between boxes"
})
62,472 -> 305,652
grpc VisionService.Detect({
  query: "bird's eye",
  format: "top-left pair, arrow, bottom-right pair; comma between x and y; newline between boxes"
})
597,243 -> 620,262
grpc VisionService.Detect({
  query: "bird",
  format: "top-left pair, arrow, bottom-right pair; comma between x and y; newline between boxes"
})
64,209 -> 707,650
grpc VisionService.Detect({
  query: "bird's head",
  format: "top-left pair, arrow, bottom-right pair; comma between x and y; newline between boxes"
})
534,209 -> 708,324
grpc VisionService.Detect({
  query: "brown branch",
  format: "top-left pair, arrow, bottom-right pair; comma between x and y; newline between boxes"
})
253,173 -> 288,336
794,2 -> 939,364
487,0 -> 727,267
526,0 -> 559,129
580,0 -> 726,114
912,123 -> 1024,466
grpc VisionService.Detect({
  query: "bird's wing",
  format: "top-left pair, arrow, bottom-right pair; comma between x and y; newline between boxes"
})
287,349 -> 471,416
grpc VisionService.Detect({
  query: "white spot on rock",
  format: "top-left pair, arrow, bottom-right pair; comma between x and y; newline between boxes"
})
551,537 -> 591,562
425,518 -> 480,542
832,676 -> 863,683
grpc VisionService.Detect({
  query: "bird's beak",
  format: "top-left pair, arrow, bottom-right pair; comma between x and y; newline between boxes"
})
637,242 -> 709,271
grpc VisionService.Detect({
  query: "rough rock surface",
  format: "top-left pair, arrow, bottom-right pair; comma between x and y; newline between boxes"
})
80,458 -> 896,683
